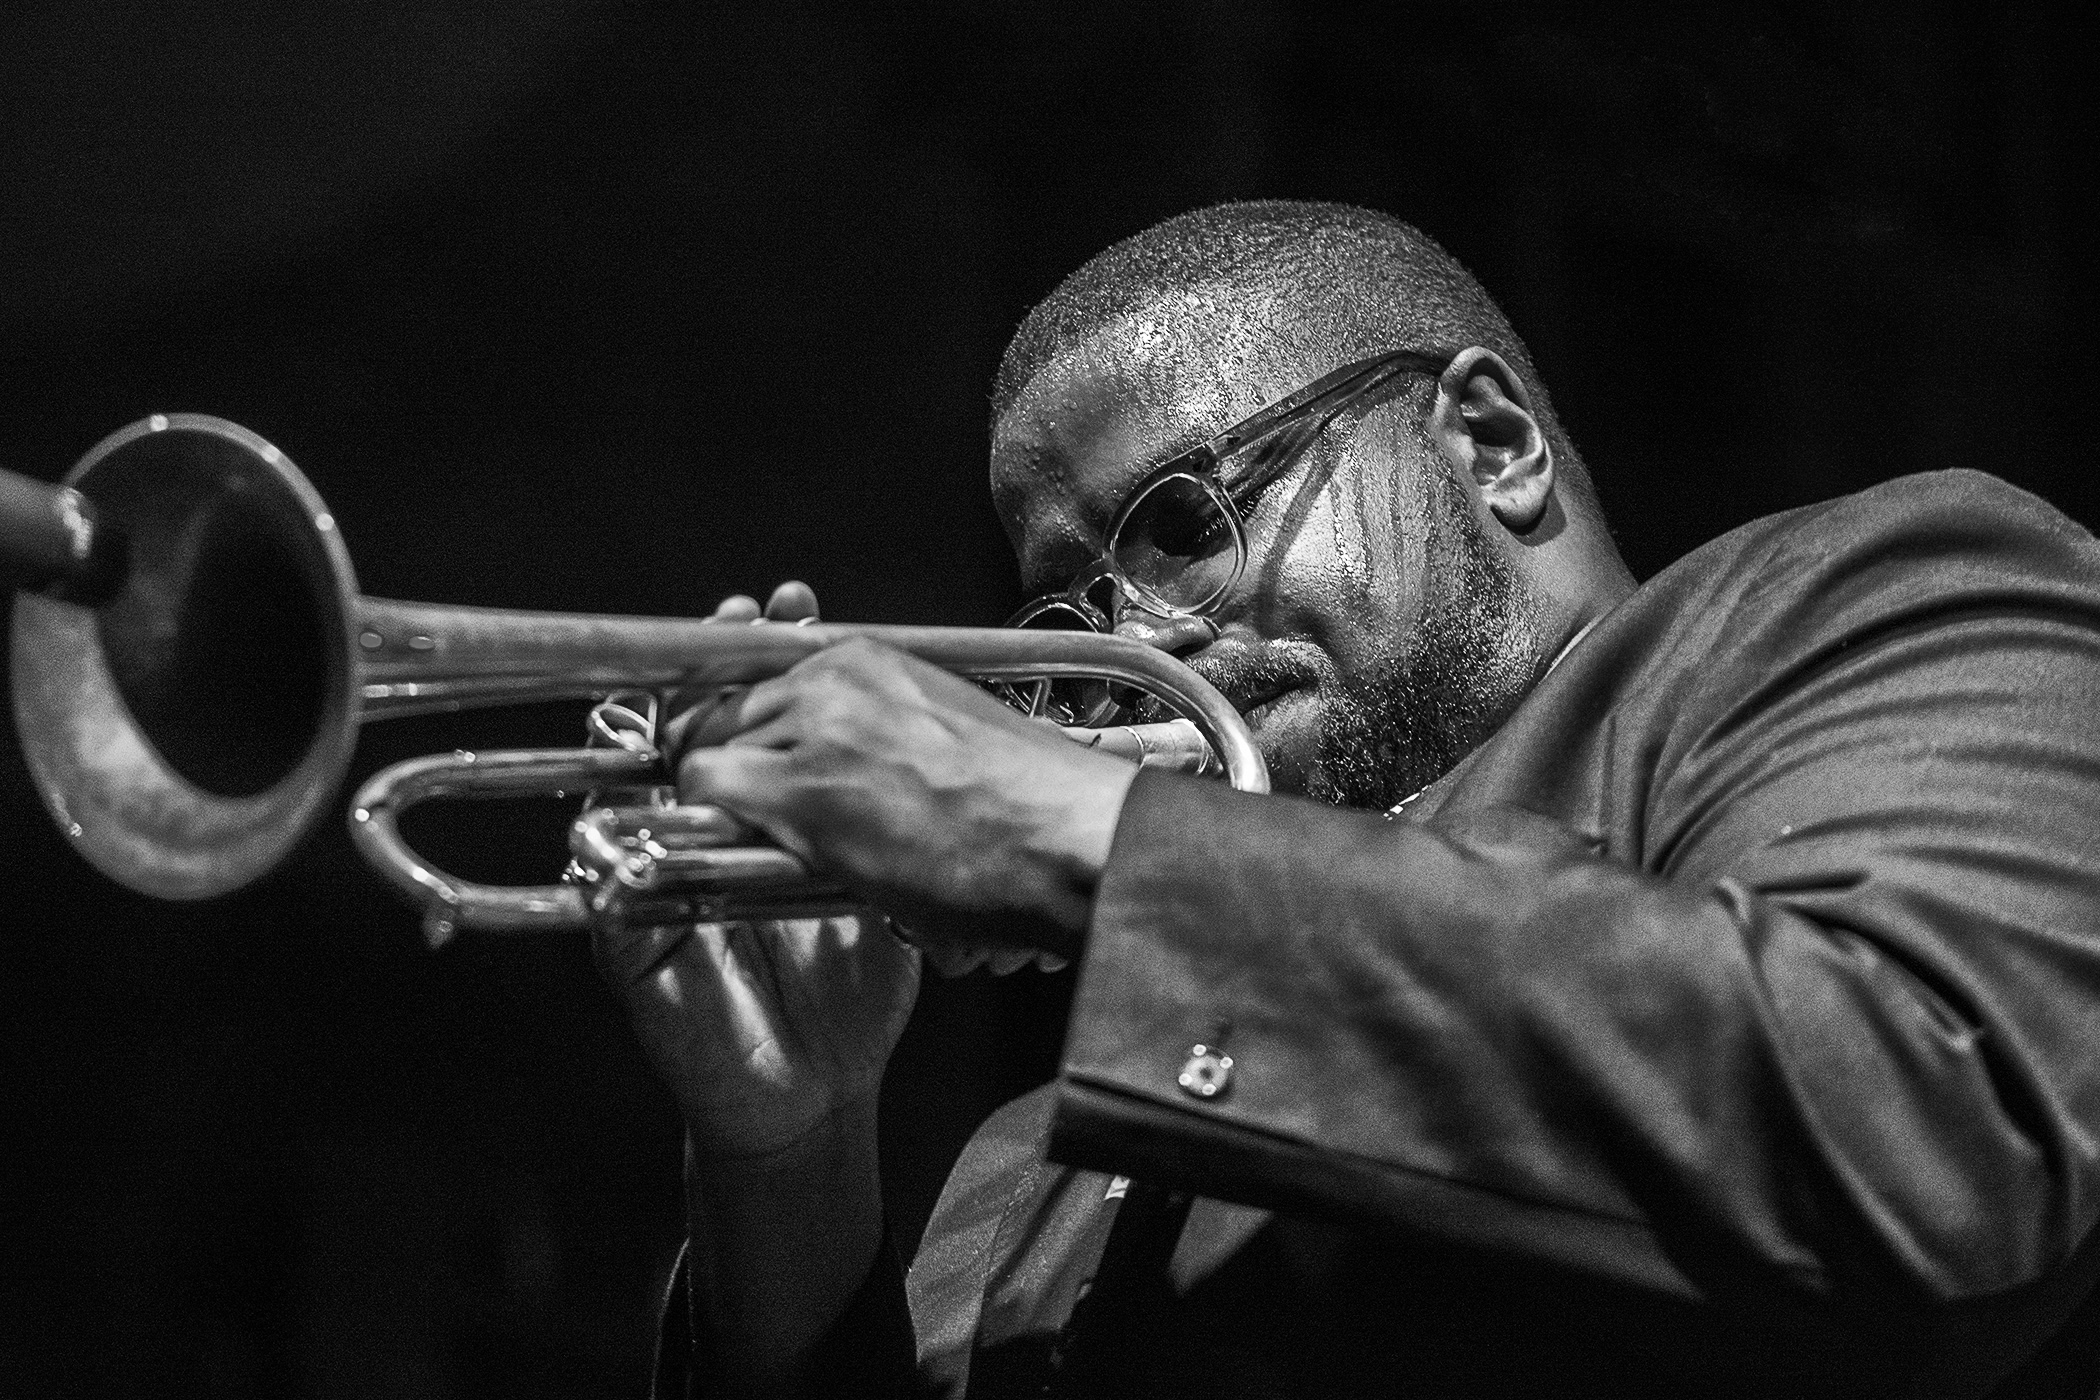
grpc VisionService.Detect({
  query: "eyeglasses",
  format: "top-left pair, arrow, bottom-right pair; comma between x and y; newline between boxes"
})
1000,348 -> 1452,724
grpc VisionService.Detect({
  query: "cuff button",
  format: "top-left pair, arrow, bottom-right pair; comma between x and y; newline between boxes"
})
1178,1044 -> 1233,1100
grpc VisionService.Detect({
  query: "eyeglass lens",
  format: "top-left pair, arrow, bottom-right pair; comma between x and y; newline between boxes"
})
1109,471 -> 1244,614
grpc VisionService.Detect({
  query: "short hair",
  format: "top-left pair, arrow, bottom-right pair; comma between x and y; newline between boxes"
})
991,200 -> 1595,509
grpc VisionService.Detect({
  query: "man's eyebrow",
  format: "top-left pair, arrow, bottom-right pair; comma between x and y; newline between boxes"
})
1087,419 -> 1218,513
1014,404 -> 1242,593
1144,407 -> 1241,473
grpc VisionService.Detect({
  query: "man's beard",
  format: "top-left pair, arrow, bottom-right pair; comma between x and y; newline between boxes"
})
1304,469 -> 1544,811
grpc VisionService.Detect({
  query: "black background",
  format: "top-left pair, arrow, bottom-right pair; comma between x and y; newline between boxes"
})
0,4 -> 2090,1396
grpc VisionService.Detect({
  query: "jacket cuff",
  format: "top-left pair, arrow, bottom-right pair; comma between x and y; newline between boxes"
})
1046,768 -> 1683,1293
1052,766 -> 1358,1160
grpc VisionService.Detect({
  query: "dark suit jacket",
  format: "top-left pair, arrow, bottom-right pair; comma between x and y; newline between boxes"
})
661,471 -> 2100,1398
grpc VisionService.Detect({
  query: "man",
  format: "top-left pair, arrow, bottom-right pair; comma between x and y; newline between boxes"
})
596,202 -> 2100,1397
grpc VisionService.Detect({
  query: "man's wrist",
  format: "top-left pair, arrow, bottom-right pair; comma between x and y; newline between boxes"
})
1063,754 -> 1143,877
1029,750 -> 1140,953
684,1092 -> 887,1385
684,1091 -> 881,1176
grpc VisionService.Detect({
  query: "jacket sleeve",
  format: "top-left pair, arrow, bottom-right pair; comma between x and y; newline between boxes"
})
1049,475 -> 2100,1309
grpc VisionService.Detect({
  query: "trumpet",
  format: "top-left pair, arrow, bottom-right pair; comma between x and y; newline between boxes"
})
2,415 -> 1267,944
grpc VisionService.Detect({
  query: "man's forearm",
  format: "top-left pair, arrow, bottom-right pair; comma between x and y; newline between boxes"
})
684,1096 -> 888,1396
1058,742 -> 2100,1305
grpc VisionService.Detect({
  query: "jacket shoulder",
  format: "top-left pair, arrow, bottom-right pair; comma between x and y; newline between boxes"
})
1685,470 -> 2095,590
1617,472 -> 2100,677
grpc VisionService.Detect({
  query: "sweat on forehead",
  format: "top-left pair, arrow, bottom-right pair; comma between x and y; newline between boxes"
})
988,201 -> 1524,425
994,276 -> 1393,448
989,201 -> 1593,520
984,291 -> 1405,574
1000,298 -> 1269,436
986,301 -> 1271,538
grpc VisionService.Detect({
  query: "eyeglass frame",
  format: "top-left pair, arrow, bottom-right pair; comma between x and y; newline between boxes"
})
1005,347 -> 1455,636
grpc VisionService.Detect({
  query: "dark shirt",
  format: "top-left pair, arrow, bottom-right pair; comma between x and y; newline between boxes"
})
662,470 -> 2100,1398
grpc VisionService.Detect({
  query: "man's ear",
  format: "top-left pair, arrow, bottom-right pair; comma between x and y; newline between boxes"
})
1428,346 -> 1554,534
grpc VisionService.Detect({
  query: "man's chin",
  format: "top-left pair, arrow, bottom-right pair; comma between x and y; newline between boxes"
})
1241,686 -> 1322,796
1248,682 -> 1425,810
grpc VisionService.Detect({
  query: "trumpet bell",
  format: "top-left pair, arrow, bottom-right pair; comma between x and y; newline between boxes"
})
10,415 -> 361,899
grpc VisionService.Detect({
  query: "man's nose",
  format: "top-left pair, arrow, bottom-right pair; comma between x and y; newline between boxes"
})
1114,607 -> 1218,656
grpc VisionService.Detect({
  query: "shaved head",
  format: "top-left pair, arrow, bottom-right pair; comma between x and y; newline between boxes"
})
993,200 -> 1594,511
989,202 -> 1629,806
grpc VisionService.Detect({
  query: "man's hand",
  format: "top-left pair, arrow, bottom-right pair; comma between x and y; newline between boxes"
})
591,584 -> 920,1161
591,583 -> 934,1392
593,912 -> 920,1159
668,615 -> 1143,963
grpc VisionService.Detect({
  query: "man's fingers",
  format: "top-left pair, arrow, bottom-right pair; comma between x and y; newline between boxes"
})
706,583 -> 817,624
666,677 -> 804,752
665,687 -> 751,752
678,744 -> 794,820
590,915 -> 699,989
676,745 -> 827,868
764,580 -> 820,622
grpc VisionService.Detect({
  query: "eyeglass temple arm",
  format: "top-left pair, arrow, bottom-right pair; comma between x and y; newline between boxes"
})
1209,351 -> 1450,479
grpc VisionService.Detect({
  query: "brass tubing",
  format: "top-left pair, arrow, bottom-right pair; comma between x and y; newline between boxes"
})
9,412 -> 1269,925
348,599 -> 1266,796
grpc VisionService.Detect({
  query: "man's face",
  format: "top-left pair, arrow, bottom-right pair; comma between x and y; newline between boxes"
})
991,314 -> 1542,808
